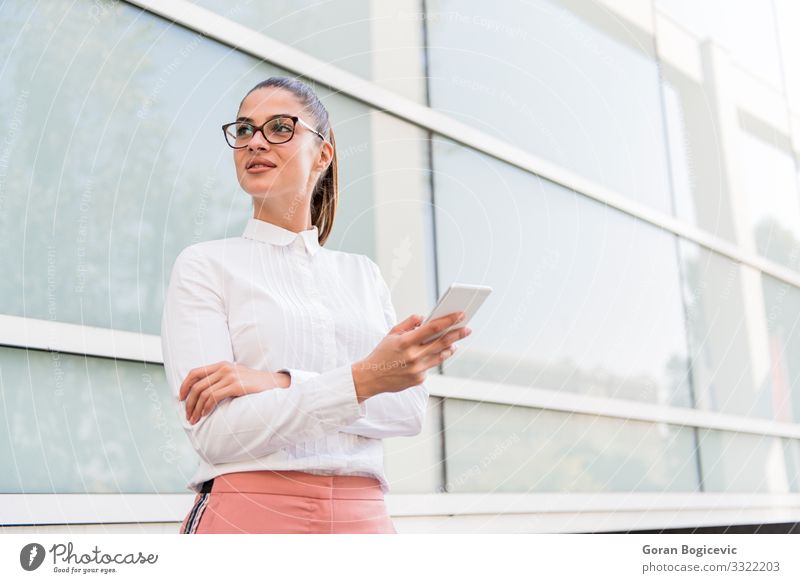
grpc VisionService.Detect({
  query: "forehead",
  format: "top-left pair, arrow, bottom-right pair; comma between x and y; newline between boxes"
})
238,87 -> 304,121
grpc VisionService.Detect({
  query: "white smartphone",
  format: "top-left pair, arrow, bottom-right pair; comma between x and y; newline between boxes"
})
419,283 -> 493,345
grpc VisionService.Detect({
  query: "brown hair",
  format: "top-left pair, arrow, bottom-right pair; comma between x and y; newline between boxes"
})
238,76 -> 338,246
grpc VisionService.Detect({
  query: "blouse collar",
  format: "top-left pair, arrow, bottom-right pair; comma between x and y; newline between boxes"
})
242,217 -> 321,256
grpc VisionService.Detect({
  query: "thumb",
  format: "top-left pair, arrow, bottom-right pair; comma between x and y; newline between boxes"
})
390,314 -> 423,334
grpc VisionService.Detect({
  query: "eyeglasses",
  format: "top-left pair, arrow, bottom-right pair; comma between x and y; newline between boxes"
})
221,115 -> 326,148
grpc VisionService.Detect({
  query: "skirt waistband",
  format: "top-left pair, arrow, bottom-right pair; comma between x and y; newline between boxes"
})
203,470 -> 384,500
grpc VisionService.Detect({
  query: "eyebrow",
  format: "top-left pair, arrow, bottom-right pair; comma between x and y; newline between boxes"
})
236,113 -> 293,123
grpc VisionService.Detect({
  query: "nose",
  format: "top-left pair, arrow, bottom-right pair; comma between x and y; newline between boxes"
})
246,128 -> 271,151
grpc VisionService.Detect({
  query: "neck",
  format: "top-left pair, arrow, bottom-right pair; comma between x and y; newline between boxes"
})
252,197 -> 312,233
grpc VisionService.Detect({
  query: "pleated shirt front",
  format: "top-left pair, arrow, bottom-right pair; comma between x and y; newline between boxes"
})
161,217 -> 428,494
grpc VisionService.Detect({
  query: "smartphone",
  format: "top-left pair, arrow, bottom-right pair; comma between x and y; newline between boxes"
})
419,283 -> 493,345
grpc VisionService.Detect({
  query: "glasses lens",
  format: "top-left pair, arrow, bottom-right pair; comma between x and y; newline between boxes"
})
264,117 -> 295,144
226,122 -> 254,148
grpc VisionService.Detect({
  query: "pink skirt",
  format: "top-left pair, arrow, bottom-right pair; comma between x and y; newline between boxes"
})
179,470 -> 397,534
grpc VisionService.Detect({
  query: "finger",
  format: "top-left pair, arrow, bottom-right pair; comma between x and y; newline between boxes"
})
192,386 -> 213,424
180,362 -> 224,401
406,311 -> 464,346
179,369 -> 202,401
424,316 -> 471,347
185,375 -> 209,419
195,379 -> 238,423
185,366 -> 226,420
200,385 -> 235,418
423,325 -> 471,355
185,381 -> 205,422
390,314 -> 423,335
191,384 -> 211,423
418,344 -> 457,371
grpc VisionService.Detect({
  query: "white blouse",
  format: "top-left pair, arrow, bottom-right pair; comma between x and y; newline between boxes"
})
160,216 -> 429,494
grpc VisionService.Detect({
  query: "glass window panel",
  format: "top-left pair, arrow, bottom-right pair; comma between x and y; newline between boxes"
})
190,0 -> 373,80
0,347 -> 197,493
737,120 -> 800,272
383,398 -> 444,494
0,1 -> 377,334
657,3 -> 800,252
678,240 -> 778,419
699,429 -> 792,493
433,136 -> 692,408
660,64 -> 738,243
655,0 -> 784,90
785,439 -> 800,493
761,273 -> 800,424
425,0 -> 673,213
774,0 -> 800,115
443,399 -> 699,493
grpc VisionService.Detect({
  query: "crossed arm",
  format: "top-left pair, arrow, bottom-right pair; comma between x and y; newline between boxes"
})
276,366 -> 428,439
161,247 -> 428,465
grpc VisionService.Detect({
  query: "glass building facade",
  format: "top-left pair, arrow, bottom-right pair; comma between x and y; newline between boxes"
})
1,0 -> 799,532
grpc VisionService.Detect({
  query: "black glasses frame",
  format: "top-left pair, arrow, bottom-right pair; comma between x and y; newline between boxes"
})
221,115 -> 326,149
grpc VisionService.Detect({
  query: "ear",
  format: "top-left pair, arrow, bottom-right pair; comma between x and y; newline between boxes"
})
315,140 -> 334,173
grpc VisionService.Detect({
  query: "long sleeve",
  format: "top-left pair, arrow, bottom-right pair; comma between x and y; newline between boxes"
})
160,245 -> 368,466
278,257 -> 429,439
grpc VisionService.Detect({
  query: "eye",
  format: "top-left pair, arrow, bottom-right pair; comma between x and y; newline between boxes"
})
235,124 -> 254,137
267,118 -> 294,134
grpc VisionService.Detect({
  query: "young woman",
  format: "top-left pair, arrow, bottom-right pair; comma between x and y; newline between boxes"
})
161,76 -> 471,534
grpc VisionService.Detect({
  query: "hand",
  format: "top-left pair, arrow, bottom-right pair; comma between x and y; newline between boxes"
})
179,361 -> 290,424
351,311 -> 471,401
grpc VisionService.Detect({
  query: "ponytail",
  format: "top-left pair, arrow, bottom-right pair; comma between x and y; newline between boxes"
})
311,127 -> 338,246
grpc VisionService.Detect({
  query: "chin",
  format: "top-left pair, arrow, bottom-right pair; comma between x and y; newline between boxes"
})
244,188 -> 277,199
241,175 -> 275,191
242,182 -> 282,199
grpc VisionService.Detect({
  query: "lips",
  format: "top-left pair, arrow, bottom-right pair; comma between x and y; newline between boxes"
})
246,158 -> 277,169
